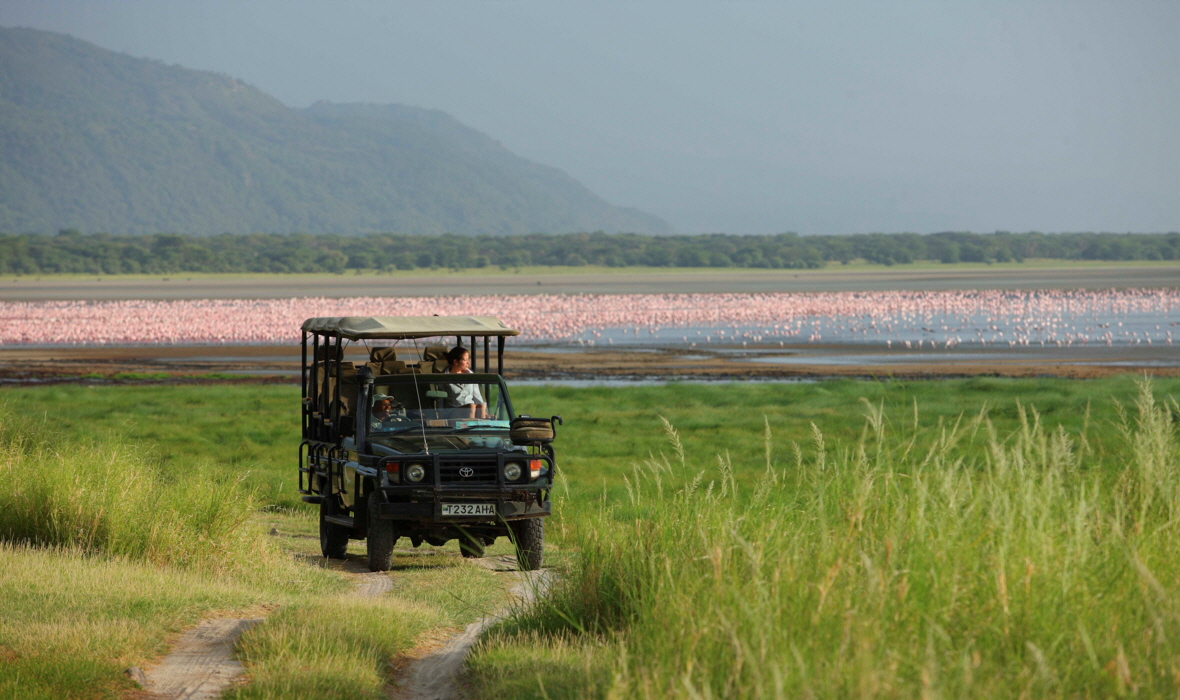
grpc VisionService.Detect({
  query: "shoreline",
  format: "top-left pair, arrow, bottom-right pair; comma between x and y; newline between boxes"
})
2,343 -> 1176,385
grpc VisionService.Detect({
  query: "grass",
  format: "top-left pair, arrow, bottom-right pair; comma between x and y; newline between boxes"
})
470,379 -> 1180,698
6,376 -> 1175,512
0,401 -> 510,699
0,403 -> 284,575
521,376 -> 1180,507
225,549 -> 509,700
3,384 -> 300,508
0,404 -> 348,699
2,376 -> 1179,697
0,525 -> 510,700
0,544 -> 283,700
227,595 -> 439,700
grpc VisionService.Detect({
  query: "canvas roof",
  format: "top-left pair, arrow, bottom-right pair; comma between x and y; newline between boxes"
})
301,316 -> 520,340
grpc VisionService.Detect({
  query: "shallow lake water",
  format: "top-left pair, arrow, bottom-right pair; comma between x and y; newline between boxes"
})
566,309 -> 1177,351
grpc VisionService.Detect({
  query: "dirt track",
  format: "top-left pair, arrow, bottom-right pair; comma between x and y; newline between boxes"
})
1,264 -> 1176,301
133,552 -> 540,700
392,558 -> 552,700
138,617 -> 264,700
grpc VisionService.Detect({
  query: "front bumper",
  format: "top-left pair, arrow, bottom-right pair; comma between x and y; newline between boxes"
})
376,498 -> 551,522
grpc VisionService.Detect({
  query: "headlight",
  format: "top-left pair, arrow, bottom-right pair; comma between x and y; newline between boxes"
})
405,463 -> 426,483
503,462 -> 522,481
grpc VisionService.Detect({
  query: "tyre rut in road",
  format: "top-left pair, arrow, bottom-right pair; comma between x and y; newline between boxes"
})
390,557 -> 553,700
137,617 -> 264,700
136,558 -> 390,699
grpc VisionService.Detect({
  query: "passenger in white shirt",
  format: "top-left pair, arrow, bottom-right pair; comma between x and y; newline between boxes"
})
443,346 -> 486,419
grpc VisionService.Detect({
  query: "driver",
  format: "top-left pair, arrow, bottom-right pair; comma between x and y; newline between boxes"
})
370,394 -> 398,428
443,346 -> 486,419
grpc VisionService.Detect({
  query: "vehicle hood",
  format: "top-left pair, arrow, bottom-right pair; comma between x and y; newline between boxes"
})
370,434 -> 515,454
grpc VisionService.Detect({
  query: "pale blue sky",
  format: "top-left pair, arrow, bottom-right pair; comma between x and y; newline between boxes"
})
2,1 -> 1177,233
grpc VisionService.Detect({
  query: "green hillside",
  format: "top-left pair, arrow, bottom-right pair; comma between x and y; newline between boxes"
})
0,27 -> 672,236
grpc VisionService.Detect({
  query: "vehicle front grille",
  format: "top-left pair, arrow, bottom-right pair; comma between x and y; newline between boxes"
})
438,459 -> 498,484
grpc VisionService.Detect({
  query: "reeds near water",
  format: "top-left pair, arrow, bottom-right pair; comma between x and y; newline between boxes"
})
0,407 -> 268,574
496,381 -> 1180,698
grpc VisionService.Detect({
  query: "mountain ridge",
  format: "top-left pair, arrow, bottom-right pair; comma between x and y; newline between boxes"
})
0,26 -> 673,236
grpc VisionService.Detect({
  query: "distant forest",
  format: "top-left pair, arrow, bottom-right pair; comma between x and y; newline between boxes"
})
1,231 -> 1177,275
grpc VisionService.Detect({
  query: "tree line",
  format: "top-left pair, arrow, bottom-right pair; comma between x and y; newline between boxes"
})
1,230 -> 1177,275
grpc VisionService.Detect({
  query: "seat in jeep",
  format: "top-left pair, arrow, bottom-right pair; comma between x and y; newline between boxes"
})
420,346 -> 450,373
368,346 -> 407,375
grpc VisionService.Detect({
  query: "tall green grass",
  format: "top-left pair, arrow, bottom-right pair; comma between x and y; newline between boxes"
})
1,384 -> 301,508
5,377 -> 1177,511
0,397 -> 513,700
475,381 -> 1180,698
0,406 -> 270,574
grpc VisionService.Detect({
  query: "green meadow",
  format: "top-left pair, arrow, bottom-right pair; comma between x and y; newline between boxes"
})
476,378 -> 1180,699
10,376 -> 1170,505
1,376 -> 1178,698
0,390 -> 507,700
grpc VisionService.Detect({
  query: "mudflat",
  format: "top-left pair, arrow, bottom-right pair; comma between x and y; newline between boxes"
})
1,262 -> 1176,301
3,343 -> 1177,383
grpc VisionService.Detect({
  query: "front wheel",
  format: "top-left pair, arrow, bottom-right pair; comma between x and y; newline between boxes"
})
367,494 -> 396,572
510,518 -> 543,571
319,498 -> 349,559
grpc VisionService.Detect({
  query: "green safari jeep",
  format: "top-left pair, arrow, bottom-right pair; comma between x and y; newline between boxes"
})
298,316 -> 560,571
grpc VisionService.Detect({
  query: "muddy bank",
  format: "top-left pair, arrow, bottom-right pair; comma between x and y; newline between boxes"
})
1,344 -> 1176,384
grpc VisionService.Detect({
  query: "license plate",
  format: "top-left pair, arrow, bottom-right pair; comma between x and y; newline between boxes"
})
441,503 -> 496,517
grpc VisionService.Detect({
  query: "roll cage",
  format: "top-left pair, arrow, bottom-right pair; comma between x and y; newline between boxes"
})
300,315 -> 520,447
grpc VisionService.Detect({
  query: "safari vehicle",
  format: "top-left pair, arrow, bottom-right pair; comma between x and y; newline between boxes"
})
298,316 -> 560,572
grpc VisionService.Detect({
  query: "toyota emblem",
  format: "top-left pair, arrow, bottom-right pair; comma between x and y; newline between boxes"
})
459,467 -> 474,478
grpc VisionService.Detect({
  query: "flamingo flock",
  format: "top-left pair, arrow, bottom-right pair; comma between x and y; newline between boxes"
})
0,289 -> 1175,349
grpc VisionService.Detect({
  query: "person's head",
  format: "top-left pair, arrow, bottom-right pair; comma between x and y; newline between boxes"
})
446,346 -> 469,370
373,396 -> 393,417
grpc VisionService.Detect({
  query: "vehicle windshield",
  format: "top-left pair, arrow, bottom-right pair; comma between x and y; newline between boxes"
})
369,376 -> 511,434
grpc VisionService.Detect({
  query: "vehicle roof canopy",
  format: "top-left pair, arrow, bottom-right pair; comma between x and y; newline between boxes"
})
302,316 -> 520,341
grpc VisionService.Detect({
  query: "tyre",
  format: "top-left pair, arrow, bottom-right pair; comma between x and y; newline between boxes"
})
367,494 -> 396,572
511,518 -> 543,571
319,497 -> 349,560
459,531 -> 484,559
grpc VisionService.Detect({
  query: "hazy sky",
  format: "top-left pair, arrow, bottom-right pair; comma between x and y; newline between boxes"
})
2,1 -> 1177,234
